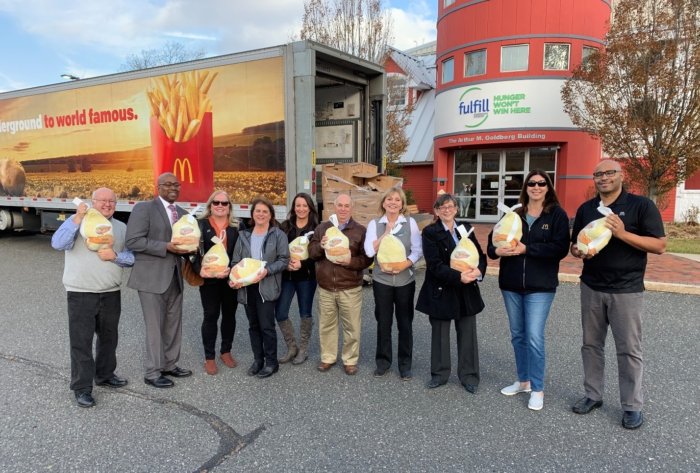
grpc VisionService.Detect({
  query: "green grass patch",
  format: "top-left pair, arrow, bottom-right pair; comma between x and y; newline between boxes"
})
664,223 -> 700,254
666,239 -> 700,255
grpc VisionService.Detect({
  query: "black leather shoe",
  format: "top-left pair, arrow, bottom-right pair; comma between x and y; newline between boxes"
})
256,365 -> 279,378
144,376 -> 174,388
161,367 -> 192,378
373,368 -> 388,377
427,378 -> 447,389
75,392 -> 95,408
572,397 -> 603,414
463,383 -> 478,394
97,376 -> 128,388
247,361 -> 264,376
622,411 -> 643,429
400,370 -> 413,381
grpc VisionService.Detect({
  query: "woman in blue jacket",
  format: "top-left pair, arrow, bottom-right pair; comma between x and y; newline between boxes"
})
487,170 -> 569,411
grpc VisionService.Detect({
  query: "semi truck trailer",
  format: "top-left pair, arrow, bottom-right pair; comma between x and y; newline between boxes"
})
0,40 -> 385,232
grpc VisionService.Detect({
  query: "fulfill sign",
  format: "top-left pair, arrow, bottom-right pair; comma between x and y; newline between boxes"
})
436,79 -> 576,136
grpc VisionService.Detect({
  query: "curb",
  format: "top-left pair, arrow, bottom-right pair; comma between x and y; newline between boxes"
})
485,267 -> 700,295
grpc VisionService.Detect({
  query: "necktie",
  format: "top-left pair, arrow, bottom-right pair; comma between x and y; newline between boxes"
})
168,204 -> 178,225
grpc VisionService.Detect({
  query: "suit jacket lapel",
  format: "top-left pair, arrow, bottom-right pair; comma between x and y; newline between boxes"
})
153,198 -> 173,241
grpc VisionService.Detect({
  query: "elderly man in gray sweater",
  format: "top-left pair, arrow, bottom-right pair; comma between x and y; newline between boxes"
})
52,187 -> 133,408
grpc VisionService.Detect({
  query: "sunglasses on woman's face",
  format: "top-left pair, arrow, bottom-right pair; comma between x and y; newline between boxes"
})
212,200 -> 230,207
527,181 -> 547,188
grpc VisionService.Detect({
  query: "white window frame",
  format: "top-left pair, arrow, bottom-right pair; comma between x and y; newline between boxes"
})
500,44 -> 529,72
582,45 -> 598,70
386,73 -> 408,108
464,49 -> 487,77
543,43 -> 571,71
442,57 -> 455,84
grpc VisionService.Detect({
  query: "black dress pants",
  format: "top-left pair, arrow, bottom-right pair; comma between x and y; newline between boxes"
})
373,280 -> 415,373
244,285 -> 278,368
429,314 -> 479,386
199,281 -> 238,359
67,291 -> 121,393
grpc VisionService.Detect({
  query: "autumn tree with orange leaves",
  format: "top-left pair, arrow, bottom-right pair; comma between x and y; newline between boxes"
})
562,0 -> 700,203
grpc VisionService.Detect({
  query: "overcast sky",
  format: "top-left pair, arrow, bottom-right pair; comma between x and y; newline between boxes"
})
0,0 -> 437,92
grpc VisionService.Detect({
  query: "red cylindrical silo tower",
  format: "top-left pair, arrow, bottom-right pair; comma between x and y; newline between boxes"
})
433,0 -> 611,220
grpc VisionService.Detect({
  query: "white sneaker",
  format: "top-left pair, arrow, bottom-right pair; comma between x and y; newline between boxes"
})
500,381 -> 532,396
528,392 -> 544,411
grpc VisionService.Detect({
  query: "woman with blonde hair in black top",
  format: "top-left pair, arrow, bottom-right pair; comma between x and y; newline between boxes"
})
193,190 -> 239,375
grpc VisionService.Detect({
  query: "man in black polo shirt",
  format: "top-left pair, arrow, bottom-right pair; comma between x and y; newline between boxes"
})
570,159 -> 666,430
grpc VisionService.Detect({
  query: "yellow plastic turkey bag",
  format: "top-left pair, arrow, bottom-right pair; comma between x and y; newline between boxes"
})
376,223 -> 407,272
289,231 -> 315,261
202,235 -> 230,276
80,208 -> 113,251
171,214 -> 200,252
229,258 -> 266,286
576,204 -> 614,256
450,225 -> 480,272
492,202 -> 523,248
324,215 -> 351,264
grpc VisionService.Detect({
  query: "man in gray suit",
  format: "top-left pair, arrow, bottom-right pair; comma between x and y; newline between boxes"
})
126,172 -> 193,388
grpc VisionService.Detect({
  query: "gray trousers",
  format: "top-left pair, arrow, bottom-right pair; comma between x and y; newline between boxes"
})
138,272 -> 183,380
580,283 -> 644,410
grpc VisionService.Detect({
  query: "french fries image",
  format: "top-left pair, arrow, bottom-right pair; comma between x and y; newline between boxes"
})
146,70 -> 218,142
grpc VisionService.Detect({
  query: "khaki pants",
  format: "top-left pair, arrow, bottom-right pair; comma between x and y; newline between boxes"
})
317,286 -> 363,366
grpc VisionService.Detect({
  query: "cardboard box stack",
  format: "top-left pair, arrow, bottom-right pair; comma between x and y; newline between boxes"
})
321,163 -> 403,227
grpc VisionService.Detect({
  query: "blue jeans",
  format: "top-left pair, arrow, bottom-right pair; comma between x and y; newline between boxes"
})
275,279 -> 317,322
502,290 -> 555,392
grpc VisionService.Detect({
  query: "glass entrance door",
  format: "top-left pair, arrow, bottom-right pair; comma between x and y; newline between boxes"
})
453,147 -> 556,222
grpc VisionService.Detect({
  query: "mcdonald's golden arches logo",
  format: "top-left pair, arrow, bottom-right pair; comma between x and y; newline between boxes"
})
173,157 -> 194,183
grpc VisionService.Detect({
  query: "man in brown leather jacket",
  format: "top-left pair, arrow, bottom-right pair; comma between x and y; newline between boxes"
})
309,193 -> 373,375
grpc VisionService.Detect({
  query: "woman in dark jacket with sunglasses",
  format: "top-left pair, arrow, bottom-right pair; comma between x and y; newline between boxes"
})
487,170 -> 569,411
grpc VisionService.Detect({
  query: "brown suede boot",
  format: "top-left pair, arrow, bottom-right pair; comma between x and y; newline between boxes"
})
220,352 -> 237,369
277,319 -> 298,364
292,318 -> 313,365
204,359 -> 218,375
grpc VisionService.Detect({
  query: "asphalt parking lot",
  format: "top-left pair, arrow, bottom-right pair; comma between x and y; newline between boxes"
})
0,232 -> 698,472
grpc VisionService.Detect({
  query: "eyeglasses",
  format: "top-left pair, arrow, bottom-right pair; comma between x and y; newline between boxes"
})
93,199 -> 117,204
159,182 -> 181,188
592,170 -> 619,179
527,181 -> 547,188
438,204 -> 456,211
211,200 -> 230,207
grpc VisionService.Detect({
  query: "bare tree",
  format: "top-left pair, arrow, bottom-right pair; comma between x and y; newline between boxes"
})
300,0 -> 394,64
562,0 -> 700,202
119,41 -> 206,72
385,71 -> 415,175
